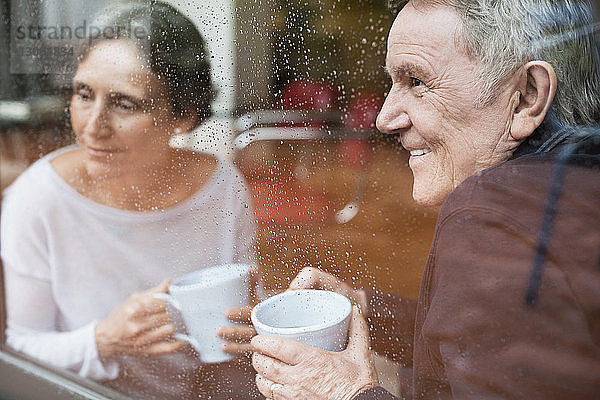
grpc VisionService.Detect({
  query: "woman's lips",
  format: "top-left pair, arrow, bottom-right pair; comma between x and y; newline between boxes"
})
86,146 -> 119,158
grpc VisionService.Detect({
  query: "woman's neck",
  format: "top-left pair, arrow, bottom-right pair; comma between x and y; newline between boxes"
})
55,147 -> 217,211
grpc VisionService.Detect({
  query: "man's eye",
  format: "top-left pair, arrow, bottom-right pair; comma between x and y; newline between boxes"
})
410,77 -> 424,87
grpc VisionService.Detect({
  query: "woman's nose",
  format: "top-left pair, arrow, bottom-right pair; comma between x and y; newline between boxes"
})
82,101 -> 111,138
376,91 -> 412,134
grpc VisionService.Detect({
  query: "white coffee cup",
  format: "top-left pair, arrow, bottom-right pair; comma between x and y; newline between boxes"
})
251,289 -> 352,352
155,263 -> 251,363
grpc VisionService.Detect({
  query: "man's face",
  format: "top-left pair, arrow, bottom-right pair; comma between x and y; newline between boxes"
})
376,3 -> 520,206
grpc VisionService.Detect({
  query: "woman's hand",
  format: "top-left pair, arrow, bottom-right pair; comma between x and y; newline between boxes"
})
251,306 -> 378,400
218,305 -> 256,356
289,267 -> 368,315
95,279 -> 185,360
218,266 -> 260,356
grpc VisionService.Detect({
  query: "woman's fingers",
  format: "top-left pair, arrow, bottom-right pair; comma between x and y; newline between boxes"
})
145,279 -> 171,295
222,341 -> 253,355
137,279 -> 171,312
225,305 -> 252,323
131,323 -> 187,355
142,338 -> 187,355
96,280 -> 179,359
133,312 -> 172,334
219,308 -> 257,355
135,322 -> 177,345
102,322 -> 184,357
125,292 -> 169,318
217,324 -> 256,341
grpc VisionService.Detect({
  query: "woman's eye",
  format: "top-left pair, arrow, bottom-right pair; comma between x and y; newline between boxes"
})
76,89 -> 91,101
410,77 -> 424,87
115,100 -> 137,111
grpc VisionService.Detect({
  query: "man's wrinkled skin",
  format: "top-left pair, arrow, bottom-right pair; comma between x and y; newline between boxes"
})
375,4 -> 554,207
251,307 -> 377,400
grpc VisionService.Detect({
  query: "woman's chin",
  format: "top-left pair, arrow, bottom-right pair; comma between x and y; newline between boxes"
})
82,160 -> 120,181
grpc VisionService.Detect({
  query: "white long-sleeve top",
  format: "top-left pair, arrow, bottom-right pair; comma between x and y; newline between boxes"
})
1,146 -> 256,396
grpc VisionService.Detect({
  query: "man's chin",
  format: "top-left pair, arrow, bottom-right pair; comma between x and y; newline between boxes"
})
412,186 -> 447,208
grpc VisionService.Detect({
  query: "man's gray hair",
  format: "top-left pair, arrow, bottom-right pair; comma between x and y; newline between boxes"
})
389,0 -> 600,126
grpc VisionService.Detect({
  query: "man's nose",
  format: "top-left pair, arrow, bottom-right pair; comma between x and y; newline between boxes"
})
376,92 -> 412,134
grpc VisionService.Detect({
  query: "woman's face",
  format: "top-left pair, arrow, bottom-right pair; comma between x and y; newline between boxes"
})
70,40 -> 179,181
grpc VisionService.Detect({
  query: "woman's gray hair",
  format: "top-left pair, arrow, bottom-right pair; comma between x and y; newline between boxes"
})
389,0 -> 600,126
81,0 -> 216,129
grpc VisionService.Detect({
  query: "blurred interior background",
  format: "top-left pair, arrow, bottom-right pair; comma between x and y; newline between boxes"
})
1,0 -> 438,303
2,1 -> 599,398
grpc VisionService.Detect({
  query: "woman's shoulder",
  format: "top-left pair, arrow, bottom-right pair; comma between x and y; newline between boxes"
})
4,146 -> 73,194
178,149 -> 246,190
174,150 -> 252,212
49,146 -> 85,184
2,146 -> 79,217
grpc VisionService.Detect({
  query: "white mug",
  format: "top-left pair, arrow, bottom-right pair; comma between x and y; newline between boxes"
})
155,263 -> 251,363
251,289 -> 352,352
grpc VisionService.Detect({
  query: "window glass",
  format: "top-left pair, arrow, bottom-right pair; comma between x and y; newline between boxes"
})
1,0 -> 434,397
2,0 -> 597,399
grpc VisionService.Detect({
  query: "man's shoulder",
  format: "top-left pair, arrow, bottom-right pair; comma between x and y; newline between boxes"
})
439,153 -> 599,226
441,156 -> 553,214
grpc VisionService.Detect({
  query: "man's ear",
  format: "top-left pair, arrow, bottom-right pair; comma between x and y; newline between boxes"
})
510,61 -> 557,140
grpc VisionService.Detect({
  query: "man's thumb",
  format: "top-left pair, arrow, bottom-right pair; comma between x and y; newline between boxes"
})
346,306 -> 371,353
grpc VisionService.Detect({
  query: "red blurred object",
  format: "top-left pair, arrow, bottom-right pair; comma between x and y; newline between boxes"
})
340,94 -> 383,168
344,93 -> 383,132
339,137 -> 369,168
281,79 -> 337,111
330,93 -> 383,224
250,178 -> 330,225
279,79 -> 338,128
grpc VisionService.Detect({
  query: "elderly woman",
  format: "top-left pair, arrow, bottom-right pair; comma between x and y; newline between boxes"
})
251,0 -> 600,399
1,1 -> 260,399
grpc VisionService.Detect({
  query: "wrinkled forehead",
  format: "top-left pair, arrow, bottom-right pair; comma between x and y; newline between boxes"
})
386,3 -> 466,65
75,40 -> 162,98
80,39 -> 151,71
389,2 -> 462,48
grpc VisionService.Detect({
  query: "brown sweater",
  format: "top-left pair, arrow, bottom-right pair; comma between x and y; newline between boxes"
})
357,151 -> 600,399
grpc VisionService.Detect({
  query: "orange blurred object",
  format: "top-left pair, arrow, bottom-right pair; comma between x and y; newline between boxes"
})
240,79 -> 339,225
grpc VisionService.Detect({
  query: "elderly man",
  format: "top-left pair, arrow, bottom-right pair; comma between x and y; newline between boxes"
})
251,0 -> 600,399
